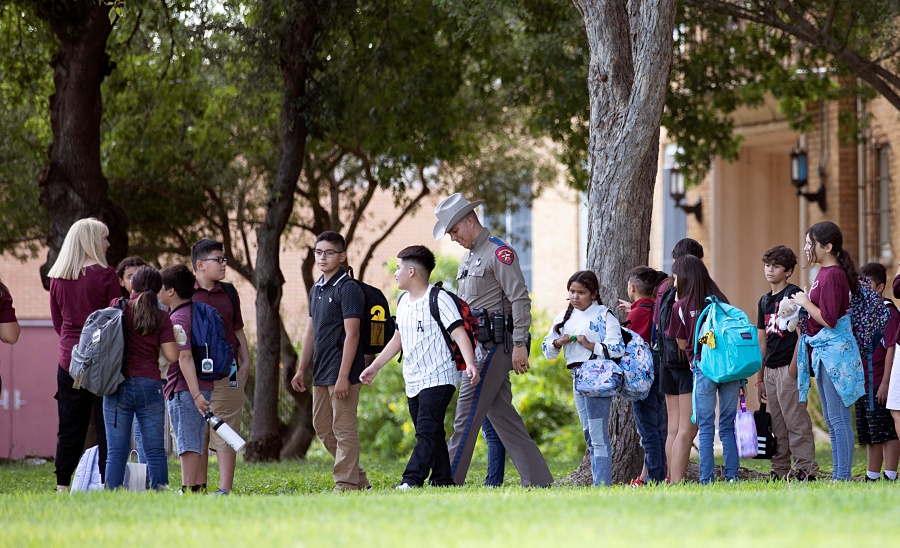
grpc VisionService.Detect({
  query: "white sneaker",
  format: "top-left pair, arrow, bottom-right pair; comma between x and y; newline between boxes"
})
396,483 -> 413,491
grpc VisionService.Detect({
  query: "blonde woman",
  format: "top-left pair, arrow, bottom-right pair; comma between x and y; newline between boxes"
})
49,218 -> 122,491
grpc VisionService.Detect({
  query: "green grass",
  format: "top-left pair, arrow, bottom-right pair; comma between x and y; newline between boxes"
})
2,447 -> 899,546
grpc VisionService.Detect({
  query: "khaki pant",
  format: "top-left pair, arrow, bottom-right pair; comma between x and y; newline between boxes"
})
206,376 -> 244,454
312,384 -> 369,490
765,365 -> 819,477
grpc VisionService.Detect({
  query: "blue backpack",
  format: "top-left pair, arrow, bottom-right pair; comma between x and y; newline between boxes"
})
190,302 -> 235,381
692,296 -> 762,383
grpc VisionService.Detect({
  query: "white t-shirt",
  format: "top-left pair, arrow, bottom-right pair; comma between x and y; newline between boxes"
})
397,285 -> 462,397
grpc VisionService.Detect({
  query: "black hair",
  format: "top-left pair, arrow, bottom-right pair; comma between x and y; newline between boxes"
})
161,264 -> 196,300
130,265 -> 166,336
316,231 -> 345,251
672,255 -> 728,312
629,266 -> 667,297
554,270 -> 604,335
190,239 -> 224,271
397,245 -> 436,275
116,256 -> 148,280
761,245 -> 797,273
806,222 -> 859,294
672,238 -> 704,261
860,262 -> 887,288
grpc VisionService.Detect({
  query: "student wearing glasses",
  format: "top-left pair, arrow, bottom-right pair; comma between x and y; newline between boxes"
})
291,231 -> 371,491
189,239 -> 252,495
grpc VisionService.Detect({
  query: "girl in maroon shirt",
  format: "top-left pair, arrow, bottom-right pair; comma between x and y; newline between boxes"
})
103,266 -> 178,490
790,221 -> 857,480
47,218 -> 121,491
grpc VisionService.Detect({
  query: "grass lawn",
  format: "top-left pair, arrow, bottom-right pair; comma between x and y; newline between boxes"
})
1,445 -> 898,546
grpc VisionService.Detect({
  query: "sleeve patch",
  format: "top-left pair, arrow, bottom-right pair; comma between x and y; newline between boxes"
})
495,246 -> 515,265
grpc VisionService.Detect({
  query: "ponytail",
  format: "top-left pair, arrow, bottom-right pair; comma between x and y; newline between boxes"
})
835,249 -> 859,294
555,304 -> 574,335
130,266 -> 165,336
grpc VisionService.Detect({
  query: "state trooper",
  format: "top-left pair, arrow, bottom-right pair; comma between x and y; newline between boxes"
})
433,193 -> 553,487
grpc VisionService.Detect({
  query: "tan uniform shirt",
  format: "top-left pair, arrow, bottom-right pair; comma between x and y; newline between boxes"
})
455,228 -> 531,342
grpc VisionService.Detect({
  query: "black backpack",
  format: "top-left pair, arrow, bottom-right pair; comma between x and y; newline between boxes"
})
337,267 -> 396,354
656,283 -> 689,370
429,281 -> 477,371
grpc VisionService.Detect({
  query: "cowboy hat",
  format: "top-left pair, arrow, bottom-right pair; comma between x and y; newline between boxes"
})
433,193 -> 484,240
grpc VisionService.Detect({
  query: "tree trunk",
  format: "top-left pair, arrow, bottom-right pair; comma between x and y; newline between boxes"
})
35,1 -> 128,288
246,0 -> 331,462
572,0 -> 677,484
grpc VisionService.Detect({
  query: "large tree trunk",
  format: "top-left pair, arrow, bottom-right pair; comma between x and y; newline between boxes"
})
572,0 -> 676,484
35,1 -> 128,288
246,0 -> 333,462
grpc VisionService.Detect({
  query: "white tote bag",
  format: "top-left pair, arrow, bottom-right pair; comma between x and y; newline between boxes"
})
123,449 -> 147,492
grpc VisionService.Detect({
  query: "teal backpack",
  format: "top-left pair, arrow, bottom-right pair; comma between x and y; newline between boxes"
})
691,296 -> 762,384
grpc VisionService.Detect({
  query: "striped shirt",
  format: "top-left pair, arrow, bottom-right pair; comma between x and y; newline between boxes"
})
397,285 -> 461,397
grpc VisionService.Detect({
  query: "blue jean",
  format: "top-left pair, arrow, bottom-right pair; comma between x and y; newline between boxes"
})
103,377 -> 168,490
133,418 -> 147,464
694,370 -> 740,484
482,417 -> 506,486
633,389 -> 668,482
573,382 -> 613,487
816,365 -> 855,480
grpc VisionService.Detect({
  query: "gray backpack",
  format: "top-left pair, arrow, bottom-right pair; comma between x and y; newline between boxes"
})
70,298 -> 129,396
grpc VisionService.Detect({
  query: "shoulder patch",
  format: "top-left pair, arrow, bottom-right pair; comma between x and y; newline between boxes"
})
495,246 -> 515,265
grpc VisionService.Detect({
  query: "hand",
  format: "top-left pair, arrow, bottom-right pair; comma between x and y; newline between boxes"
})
194,393 -> 210,414
757,381 -> 767,404
576,335 -> 594,351
511,345 -> 529,375
335,376 -> 350,400
291,369 -> 307,392
791,289 -> 810,309
360,365 -> 379,386
877,382 -> 889,405
617,299 -> 632,314
553,334 -> 569,349
238,363 -> 250,386
465,363 -> 480,385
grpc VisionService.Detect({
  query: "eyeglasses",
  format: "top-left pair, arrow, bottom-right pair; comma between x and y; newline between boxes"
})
314,249 -> 342,258
199,257 -> 227,265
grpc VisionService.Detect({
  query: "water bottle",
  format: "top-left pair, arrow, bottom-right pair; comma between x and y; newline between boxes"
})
205,412 -> 246,452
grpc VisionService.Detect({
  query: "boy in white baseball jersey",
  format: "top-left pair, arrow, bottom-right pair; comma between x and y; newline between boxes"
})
360,245 -> 479,489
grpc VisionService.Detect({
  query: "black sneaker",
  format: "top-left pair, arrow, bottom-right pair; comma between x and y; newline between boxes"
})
794,469 -> 817,482
865,475 -> 880,482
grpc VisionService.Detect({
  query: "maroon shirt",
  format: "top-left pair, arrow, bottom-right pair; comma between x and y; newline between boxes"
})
116,296 -> 175,380
0,289 -> 16,324
667,298 -> 702,363
165,302 -> 214,399
192,282 -> 242,350
806,265 -> 850,337
626,297 -> 654,341
50,264 -> 122,371
868,303 -> 900,390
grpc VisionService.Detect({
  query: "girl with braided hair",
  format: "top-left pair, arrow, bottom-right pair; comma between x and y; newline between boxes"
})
542,270 -> 624,486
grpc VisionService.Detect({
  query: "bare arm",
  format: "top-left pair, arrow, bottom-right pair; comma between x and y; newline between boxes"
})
451,325 -> 480,385
0,321 -> 20,345
291,321 -> 314,392
235,327 -> 252,384
178,349 -> 209,413
359,331 -> 402,385
161,341 -> 179,363
334,317 -> 361,399
791,291 -> 833,329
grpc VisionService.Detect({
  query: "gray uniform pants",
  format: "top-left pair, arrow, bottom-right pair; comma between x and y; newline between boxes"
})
447,342 -> 553,487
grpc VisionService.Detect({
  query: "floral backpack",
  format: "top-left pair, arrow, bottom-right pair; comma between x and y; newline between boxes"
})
849,276 -> 890,357
617,327 -> 654,401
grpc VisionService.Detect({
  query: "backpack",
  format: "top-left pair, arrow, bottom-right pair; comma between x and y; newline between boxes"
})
185,301 -> 235,381
734,388 -> 759,459
336,267 -> 396,354
850,276 -> 890,357
429,281 -> 477,371
69,298 -> 129,397
692,296 -> 762,383
753,402 -> 777,460
657,284 -> 689,370
616,326 -> 655,401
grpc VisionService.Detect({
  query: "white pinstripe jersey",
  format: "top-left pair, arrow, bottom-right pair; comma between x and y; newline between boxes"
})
397,285 -> 462,397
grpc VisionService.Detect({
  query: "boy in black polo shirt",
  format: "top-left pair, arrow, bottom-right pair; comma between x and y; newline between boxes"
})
756,245 -> 818,480
290,231 -> 370,491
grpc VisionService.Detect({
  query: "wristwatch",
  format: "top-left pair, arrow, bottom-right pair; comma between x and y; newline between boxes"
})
513,340 -> 527,347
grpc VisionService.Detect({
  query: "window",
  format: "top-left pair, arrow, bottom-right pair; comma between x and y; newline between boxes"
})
485,194 -> 533,288
865,145 -> 892,263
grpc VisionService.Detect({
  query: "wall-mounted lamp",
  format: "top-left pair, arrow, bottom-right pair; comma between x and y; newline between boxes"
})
669,165 -> 702,223
790,146 -> 826,211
